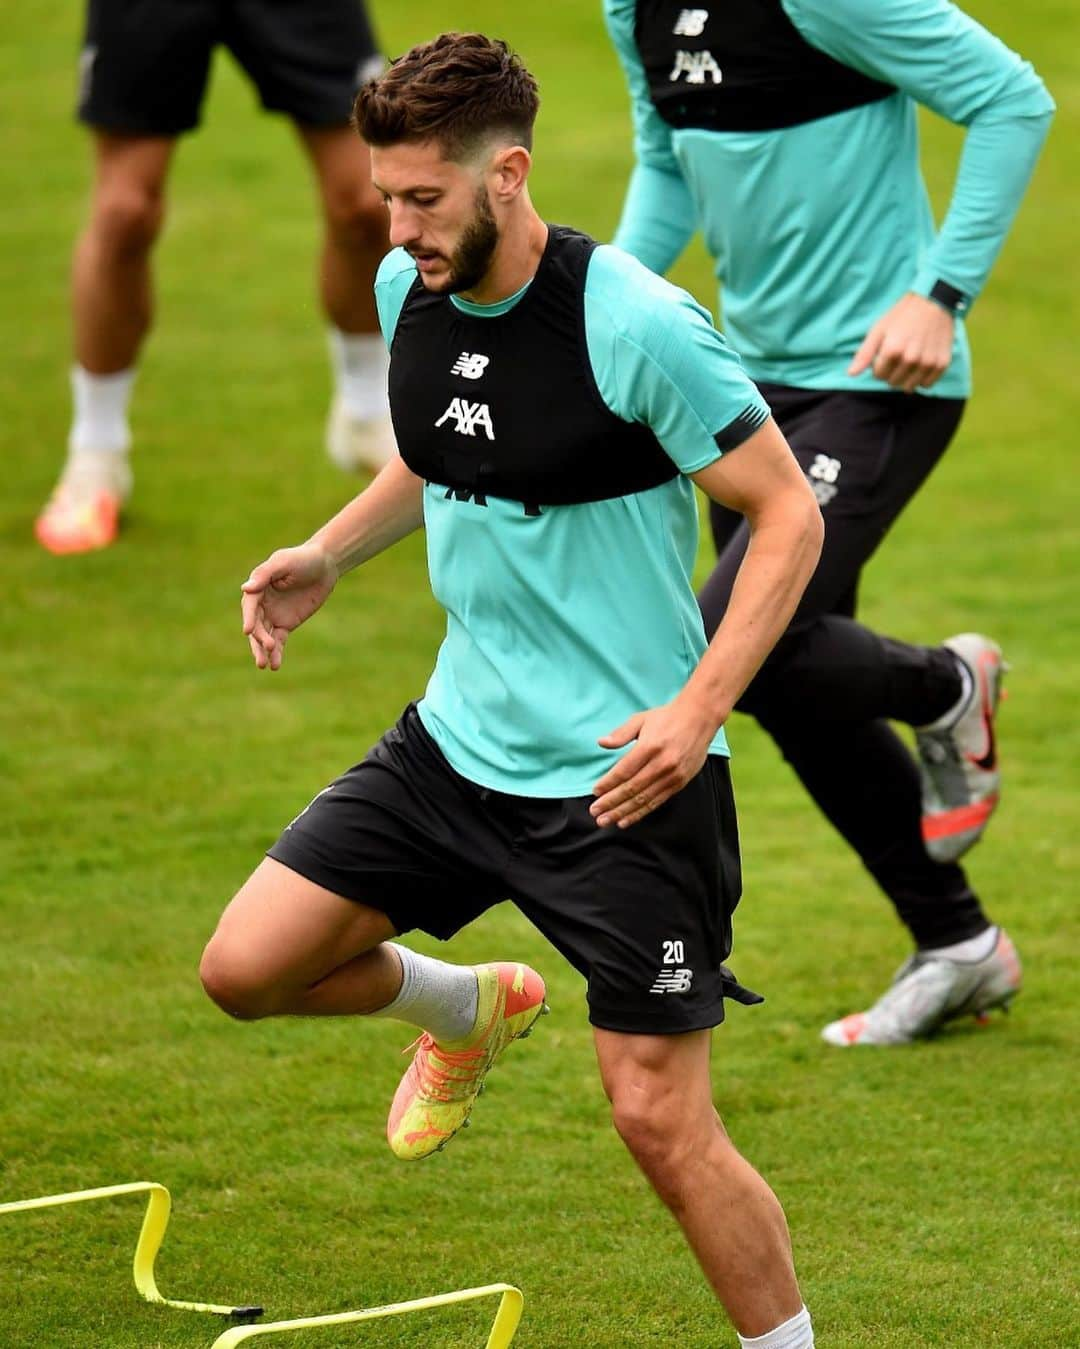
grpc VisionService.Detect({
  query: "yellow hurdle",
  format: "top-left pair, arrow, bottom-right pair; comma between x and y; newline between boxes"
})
209,1283 -> 524,1349
0,1181 -> 262,1320
1,1182 -> 525,1346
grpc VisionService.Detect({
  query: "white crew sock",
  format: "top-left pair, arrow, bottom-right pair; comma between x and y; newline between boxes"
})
738,1306 -> 814,1349
917,651 -> 974,732
328,328 -> 389,422
69,365 -> 136,455
923,925 -> 998,962
369,943 -> 479,1042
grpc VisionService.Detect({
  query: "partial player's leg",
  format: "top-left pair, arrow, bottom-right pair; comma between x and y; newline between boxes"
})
699,388 -> 1018,1042
37,0 -> 217,554
503,756 -> 810,1338
36,133 -> 174,554
224,0 -> 393,472
298,124 -> 395,473
594,1028 -> 811,1345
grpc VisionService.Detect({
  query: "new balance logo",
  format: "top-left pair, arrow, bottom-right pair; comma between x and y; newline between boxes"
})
673,9 -> 709,37
451,351 -> 490,380
670,50 -> 722,85
808,453 -> 842,506
435,397 -> 495,440
650,968 -> 694,995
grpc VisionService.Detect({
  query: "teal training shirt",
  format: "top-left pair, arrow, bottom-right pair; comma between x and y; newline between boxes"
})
375,241 -> 770,797
606,0 -> 1054,397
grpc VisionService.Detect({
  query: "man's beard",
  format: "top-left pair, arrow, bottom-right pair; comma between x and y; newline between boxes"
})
429,188 -> 499,295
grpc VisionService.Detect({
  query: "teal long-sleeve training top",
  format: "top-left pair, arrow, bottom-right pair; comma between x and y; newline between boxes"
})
606,0 -> 1054,398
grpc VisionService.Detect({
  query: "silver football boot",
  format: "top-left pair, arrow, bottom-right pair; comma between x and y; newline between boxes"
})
916,633 -> 1008,864
821,928 -> 1022,1046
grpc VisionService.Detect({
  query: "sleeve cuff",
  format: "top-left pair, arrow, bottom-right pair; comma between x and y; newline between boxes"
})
913,269 -> 973,317
713,403 -> 770,454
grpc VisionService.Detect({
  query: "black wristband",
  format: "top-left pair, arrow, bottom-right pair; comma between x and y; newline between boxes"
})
928,279 -> 970,316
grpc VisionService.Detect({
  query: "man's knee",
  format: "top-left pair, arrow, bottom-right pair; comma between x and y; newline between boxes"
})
91,184 -> 165,258
323,180 -> 387,253
610,1087 -> 700,1191
199,938 -> 281,1021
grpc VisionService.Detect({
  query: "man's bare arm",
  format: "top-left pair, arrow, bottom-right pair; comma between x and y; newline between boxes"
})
591,420 -> 822,827
242,456 -> 425,670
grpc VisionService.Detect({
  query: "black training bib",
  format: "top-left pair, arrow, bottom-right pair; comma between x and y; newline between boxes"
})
388,225 -> 677,511
634,0 -> 894,132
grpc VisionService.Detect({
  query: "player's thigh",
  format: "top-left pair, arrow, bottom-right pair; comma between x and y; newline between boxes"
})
79,0 -> 218,136
509,757 -> 755,1036
206,855 -> 396,992
225,0 -> 383,128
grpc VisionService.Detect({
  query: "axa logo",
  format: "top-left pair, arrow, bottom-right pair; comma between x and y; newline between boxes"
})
673,9 -> 709,37
451,351 -> 490,380
671,49 -> 722,84
435,397 -> 495,441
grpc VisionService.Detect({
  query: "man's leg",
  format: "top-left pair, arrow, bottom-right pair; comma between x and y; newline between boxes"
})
698,389 -> 1018,1041
594,1027 -> 812,1345
201,855 -> 546,1158
205,709 -> 547,1155
36,133 -> 174,555
297,124 -> 394,473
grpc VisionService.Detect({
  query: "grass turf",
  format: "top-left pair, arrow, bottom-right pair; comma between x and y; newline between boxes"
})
2,2 -> 1077,1345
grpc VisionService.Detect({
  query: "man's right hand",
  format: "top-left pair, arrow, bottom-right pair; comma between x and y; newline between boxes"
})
241,544 -> 339,670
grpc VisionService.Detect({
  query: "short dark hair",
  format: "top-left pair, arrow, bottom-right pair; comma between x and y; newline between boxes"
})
353,32 -> 540,160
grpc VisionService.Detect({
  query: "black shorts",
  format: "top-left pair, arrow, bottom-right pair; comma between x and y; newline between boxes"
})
268,705 -> 761,1035
702,386 -> 966,631
77,0 -> 383,135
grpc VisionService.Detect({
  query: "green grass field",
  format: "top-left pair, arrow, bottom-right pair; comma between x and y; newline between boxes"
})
2,2 -> 1078,1345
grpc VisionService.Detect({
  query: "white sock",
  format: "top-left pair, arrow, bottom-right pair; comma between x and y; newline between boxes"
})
369,943 -> 479,1042
923,925 -> 998,962
328,328 -> 389,422
738,1306 -> 814,1349
69,365 -> 136,455
917,652 -> 974,732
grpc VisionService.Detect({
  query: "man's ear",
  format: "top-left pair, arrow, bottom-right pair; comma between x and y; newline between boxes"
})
491,145 -> 531,202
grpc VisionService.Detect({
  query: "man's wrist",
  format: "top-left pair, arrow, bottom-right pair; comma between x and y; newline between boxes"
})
676,682 -> 729,738
913,278 -> 971,318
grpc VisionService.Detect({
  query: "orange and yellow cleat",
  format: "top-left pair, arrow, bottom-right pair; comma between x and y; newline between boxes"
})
35,452 -> 132,555
387,962 -> 547,1161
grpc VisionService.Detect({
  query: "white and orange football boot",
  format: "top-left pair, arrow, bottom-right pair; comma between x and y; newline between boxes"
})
35,450 -> 132,555
387,961 -> 547,1161
821,928 -> 1022,1047
916,633 -> 1008,863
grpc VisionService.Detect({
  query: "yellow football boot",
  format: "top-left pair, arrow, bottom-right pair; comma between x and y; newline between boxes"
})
387,961 -> 547,1161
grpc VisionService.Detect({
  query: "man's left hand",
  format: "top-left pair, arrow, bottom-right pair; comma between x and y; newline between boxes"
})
591,698 -> 719,829
848,292 -> 955,393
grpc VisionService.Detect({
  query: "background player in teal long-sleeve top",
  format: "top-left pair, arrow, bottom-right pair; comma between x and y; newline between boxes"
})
607,0 -> 1052,1046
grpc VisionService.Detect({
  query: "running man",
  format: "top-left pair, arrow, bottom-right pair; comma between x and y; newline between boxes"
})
37,0 -> 394,556
606,0 -> 1052,1044
201,33 -> 822,1348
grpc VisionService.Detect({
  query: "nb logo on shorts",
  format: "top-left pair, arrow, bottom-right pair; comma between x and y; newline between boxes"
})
650,968 -> 694,994
451,351 -> 490,380
673,9 -> 709,37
